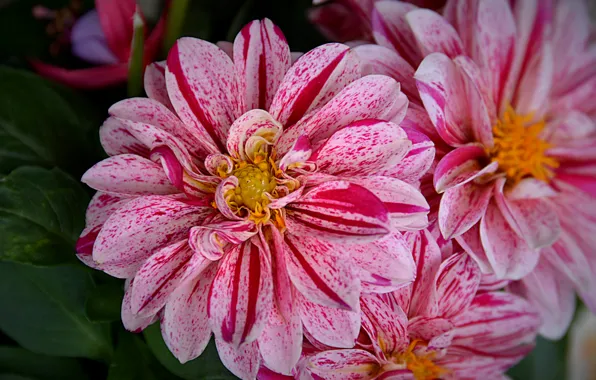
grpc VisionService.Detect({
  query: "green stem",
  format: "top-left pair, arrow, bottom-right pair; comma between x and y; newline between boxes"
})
163,0 -> 190,55
127,8 -> 145,97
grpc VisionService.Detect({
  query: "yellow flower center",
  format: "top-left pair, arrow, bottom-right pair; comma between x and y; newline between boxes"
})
231,162 -> 277,211
487,106 -> 559,185
393,340 -> 447,380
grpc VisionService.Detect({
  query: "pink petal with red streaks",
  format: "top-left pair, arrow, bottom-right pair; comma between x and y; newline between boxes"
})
278,135 -> 312,172
451,292 -> 540,353
215,339 -> 260,380
311,119 -> 411,177
93,195 -> 210,278
82,154 -> 178,196
455,223 -> 493,274
350,232 -> 415,293
361,293 -> 409,356
121,279 -> 158,333
438,181 -> 493,239
298,293 -> 361,348
406,9 -> 464,58
509,256 -> 576,340
130,240 -> 197,317
371,1 -> 421,66
270,43 -> 360,128
226,109 -> 282,160
286,181 -> 390,241
277,75 -> 407,155
144,61 -> 174,110
234,19 -> 291,111
95,0 -> 135,61
284,233 -> 360,310
433,145 -> 495,193
189,220 -> 256,261
162,262 -> 217,363
415,53 -> 473,146
305,349 -> 380,380
480,201 -> 539,280
209,241 -> 273,347
435,252 -> 481,318
214,177 -> 243,220
166,37 -> 239,153
99,117 -> 149,157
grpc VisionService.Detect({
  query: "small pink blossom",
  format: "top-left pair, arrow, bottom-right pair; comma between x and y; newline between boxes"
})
297,230 -> 540,380
76,19 -> 434,379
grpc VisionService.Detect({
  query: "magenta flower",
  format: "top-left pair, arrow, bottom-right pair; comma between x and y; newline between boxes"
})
76,19 -> 433,378
31,0 -> 165,89
342,0 -> 596,339
298,230 -> 540,379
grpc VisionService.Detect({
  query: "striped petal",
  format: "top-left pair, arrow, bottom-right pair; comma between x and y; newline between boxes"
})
130,240 -> 196,317
93,195 -> 210,278
372,1 -> 421,66
311,119 -> 411,177
306,349 -> 380,380
189,220 -> 257,261
350,232 -> 415,293
276,75 -> 407,155
166,37 -> 239,153
226,109 -> 282,161
82,154 -> 178,196
215,339 -> 260,380
298,293 -> 361,348
99,117 -> 149,157
144,61 -> 173,110
415,53 -> 473,146
162,262 -> 217,363
480,200 -> 539,280
121,279 -> 158,333
234,19 -> 291,111
438,181 -> 493,239
284,233 -> 360,310
361,294 -> 409,356
209,240 -> 273,348
270,43 -> 360,128
286,181 -> 390,241
406,9 -> 464,58
405,229 -> 441,318
434,145 -> 497,193
436,252 -> 481,318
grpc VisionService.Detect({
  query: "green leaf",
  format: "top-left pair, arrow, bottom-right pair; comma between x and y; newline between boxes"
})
163,0 -> 190,54
0,262 -> 113,361
0,67 -> 101,176
108,331 -> 172,380
0,346 -> 87,380
85,283 -> 125,323
144,323 -> 235,380
0,166 -> 89,265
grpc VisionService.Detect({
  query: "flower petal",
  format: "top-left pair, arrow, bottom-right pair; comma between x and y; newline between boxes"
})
455,223 -> 493,274
277,75 -> 407,155
415,53 -> 473,146
434,145 -> 497,193
350,232 -> 415,293
311,119 -> 411,177
270,43 -> 360,128
298,293 -> 361,348
95,0 -> 135,61
144,61 -> 174,110
406,9 -> 464,58
436,252 -> 481,318
93,195 -> 210,278
438,181 -> 493,239
480,200 -> 539,280
371,1 -> 421,66
305,349 -> 380,380
215,339 -> 260,380
162,262 -> 217,363
121,279 -> 158,333
166,37 -> 239,153
82,154 -> 178,196
209,240 -> 273,347
509,257 -> 576,340
234,19 -> 291,111
278,135 -> 312,172
99,117 -> 149,157
361,294 -> 409,356
226,109 -> 282,160
284,233 -> 360,310
189,220 -> 257,261
286,181 -> 390,241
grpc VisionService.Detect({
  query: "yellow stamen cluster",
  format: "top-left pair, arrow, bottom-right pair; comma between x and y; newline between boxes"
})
394,340 -> 447,380
487,106 -> 559,185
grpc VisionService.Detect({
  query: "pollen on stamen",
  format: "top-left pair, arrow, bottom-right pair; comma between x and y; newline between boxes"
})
487,106 -> 559,185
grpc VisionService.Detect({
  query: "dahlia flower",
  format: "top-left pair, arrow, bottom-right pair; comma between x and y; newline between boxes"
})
76,19 -> 433,379
298,230 -> 541,379
31,0 -> 164,89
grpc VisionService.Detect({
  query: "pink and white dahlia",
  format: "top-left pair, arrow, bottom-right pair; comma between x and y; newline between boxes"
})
76,19 -> 433,379
298,230 -> 541,380
350,0 -> 596,311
